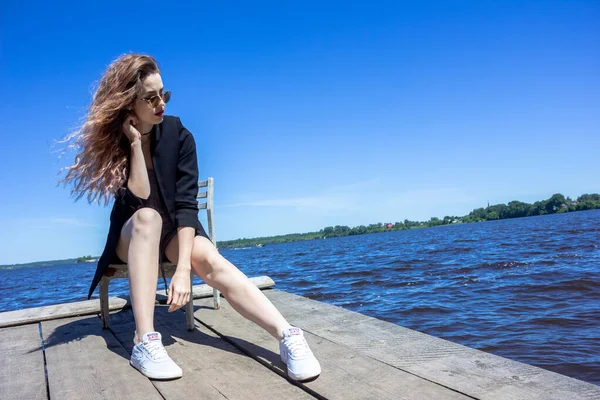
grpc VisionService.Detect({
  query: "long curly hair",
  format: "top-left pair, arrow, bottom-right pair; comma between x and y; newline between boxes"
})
59,54 -> 160,205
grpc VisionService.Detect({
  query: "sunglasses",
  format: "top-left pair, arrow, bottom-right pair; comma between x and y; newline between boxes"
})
140,90 -> 171,108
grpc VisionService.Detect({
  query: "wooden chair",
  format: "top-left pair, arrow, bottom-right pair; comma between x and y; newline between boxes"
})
99,178 -> 220,331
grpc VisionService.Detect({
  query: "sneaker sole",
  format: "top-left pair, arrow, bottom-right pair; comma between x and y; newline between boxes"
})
130,360 -> 183,380
286,365 -> 322,382
281,352 -> 321,382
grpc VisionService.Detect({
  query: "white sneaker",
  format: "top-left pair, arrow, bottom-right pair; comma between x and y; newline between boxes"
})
279,327 -> 321,381
130,332 -> 183,380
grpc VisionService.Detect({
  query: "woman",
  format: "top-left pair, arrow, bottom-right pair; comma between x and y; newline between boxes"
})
61,54 -> 321,381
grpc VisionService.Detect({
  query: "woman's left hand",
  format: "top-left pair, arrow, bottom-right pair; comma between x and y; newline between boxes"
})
167,269 -> 191,312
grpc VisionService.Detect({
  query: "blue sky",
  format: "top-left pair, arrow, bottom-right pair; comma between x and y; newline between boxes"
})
0,1 -> 598,264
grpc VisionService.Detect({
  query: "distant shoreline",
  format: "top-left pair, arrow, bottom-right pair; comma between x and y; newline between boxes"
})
0,257 -> 87,269
218,193 -> 600,249
0,256 -> 99,269
2,193 -> 598,267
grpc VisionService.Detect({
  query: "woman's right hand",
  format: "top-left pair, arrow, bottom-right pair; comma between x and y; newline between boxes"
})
122,111 -> 141,143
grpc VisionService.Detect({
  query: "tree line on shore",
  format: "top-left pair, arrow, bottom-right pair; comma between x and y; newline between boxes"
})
217,193 -> 600,248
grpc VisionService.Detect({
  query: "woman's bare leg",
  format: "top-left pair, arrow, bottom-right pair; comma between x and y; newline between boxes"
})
115,208 -> 162,344
164,235 -> 290,340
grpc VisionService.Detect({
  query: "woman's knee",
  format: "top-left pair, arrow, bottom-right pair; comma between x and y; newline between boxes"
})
132,208 -> 162,236
191,239 -> 224,281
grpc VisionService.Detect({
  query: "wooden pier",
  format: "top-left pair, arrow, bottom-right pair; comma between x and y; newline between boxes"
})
1,278 -> 598,399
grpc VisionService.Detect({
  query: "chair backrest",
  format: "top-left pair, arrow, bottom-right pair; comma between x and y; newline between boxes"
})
197,178 -> 216,247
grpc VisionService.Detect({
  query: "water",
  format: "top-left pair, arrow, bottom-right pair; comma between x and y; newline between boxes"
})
1,210 -> 599,385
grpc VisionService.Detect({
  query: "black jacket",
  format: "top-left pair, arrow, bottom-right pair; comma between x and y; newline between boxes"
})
87,116 -> 204,299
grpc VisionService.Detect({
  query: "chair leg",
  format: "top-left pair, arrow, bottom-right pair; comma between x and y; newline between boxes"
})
186,272 -> 194,331
99,277 -> 110,329
213,288 -> 221,310
186,300 -> 194,331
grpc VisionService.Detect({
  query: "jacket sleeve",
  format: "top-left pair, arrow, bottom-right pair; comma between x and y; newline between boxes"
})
175,118 -> 200,229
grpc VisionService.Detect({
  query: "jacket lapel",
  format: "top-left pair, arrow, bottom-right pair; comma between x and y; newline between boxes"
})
151,123 -> 163,167
151,122 -> 171,219
154,121 -> 163,144
151,122 -> 165,185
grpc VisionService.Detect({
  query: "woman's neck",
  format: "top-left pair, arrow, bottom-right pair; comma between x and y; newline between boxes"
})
138,121 -> 154,135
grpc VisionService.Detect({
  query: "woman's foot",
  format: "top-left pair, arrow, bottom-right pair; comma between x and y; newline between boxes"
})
130,331 -> 183,380
279,327 -> 321,381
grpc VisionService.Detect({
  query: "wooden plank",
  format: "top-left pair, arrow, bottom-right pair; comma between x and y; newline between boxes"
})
206,177 -> 220,308
193,297 -> 470,400
41,315 -> 162,400
155,276 -> 274,298
207,177 -> 215,243
0,277 -> 274,328
0,298 -> 129,328
108,306 -> 315,400
259,290 -> 600,400
0,324 -> 47,400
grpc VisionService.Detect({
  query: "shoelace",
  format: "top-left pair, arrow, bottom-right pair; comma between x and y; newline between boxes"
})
284,335 -> 310,358
143,340 -> 168,361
